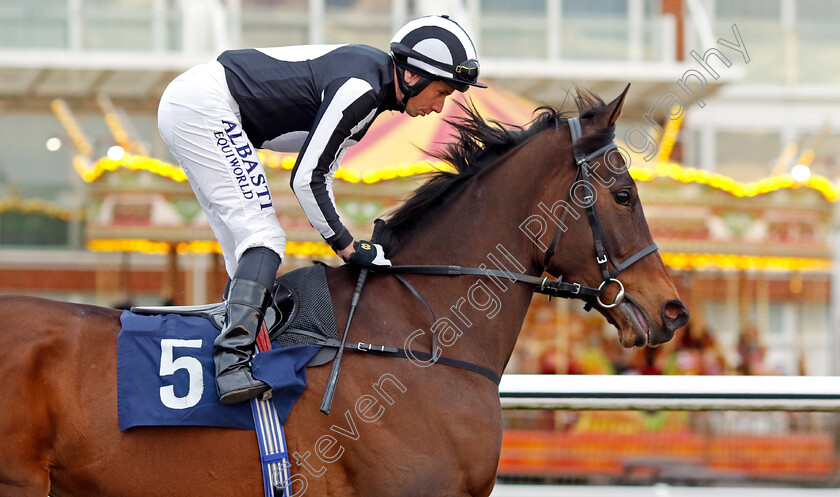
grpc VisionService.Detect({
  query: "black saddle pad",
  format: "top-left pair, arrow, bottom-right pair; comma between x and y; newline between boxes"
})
270,263 -> 338,348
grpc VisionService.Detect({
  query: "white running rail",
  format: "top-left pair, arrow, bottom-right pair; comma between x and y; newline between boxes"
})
499,375 -> 840,412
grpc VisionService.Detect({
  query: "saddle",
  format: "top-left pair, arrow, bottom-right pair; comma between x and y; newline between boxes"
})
131,263 -> 340,367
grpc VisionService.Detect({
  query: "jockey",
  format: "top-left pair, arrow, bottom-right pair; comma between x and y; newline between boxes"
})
157,15 -> 486,404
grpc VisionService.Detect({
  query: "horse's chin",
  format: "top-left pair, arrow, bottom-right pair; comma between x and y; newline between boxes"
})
602,298 -> 662,348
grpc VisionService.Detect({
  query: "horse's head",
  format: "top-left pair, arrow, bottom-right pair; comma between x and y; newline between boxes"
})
541,86 -> 689,347
380,86 -> 687,348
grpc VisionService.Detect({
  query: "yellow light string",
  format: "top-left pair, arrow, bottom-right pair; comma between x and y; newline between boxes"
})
771,142 -> 799,176
0,197 -> 83,221
629,162 -> 840,202
87,239 -> 172,254
256,149 -> 453,183
259,151 -> 298,171
50,99 -> 94,157
104,113 -> 130,148
98,95 -> 150,157
655,113 -> 683,163
75,153 -> 187,183
88,238 -> 337,259
661,252 -> 831,272
794,148 -> 816,168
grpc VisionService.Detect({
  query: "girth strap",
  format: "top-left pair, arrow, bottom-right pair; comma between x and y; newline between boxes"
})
283,328 -> 500,385
394,349 -> 501,385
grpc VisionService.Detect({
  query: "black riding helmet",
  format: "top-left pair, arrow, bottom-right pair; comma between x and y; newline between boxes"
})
390,15 -> 487,109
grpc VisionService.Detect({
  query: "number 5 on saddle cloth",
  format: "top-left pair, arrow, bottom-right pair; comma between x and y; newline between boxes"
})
118,263 -> 339,430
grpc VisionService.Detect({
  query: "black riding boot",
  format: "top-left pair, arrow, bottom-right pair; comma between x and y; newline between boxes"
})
214,277 -> 272,404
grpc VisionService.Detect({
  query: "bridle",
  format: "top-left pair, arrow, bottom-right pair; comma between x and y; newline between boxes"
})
381,116 -> 658,310
537,116 -> 659,309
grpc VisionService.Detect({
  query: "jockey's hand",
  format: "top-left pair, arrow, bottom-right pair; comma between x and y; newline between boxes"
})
337,242 -> 356,262
348,240 -> 392,269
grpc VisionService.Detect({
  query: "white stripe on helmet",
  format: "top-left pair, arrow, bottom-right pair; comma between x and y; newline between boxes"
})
391,16 -> 479,77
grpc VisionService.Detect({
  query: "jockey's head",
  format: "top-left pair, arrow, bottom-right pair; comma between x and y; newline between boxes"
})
390,15 -> 486,114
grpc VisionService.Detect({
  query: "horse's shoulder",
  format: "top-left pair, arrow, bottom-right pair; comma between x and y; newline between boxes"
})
321,264 -> 355,286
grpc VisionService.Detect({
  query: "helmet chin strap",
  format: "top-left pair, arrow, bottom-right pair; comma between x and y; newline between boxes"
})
393,59 -> 433,110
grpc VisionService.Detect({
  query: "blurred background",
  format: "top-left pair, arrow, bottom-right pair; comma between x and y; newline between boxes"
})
1,0 -> 839,492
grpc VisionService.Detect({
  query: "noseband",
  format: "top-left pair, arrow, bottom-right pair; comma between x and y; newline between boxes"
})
538,117 -> 658,309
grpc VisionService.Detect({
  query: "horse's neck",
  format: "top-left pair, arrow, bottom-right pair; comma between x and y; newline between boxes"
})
393,133 -> 562,267
390,134 -> 564,374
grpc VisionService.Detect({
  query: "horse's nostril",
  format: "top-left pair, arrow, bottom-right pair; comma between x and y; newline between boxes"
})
662,300 -> 690,329
664,302 -> 682,320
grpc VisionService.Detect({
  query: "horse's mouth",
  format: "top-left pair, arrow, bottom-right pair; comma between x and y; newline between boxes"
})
603,298 -> 651,348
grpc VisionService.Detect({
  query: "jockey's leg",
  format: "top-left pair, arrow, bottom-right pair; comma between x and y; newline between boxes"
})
214,246 -> 280,404
158,60 -> 286,403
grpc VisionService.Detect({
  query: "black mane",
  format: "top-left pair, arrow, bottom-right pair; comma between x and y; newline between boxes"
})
380,89 -> 609,254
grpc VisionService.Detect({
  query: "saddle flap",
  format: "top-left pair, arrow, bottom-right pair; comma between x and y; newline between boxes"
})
130,303 -> 226,330
265,281 -> 297,339
306,346 -> 338,367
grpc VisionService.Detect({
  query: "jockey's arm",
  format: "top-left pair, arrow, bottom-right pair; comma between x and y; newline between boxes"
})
289,77 -> 378,258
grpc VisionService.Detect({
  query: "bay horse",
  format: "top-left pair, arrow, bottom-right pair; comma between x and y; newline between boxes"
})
0,87 -> 688,497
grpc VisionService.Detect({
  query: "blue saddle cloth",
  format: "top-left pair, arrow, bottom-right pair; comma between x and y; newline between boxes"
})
117,311 -> 321,431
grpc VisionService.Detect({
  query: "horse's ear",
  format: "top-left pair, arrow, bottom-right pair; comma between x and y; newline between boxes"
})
600,83 -> 631,127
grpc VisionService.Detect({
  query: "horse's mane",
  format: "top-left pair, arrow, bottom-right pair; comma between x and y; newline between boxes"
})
379,89 -> 610,255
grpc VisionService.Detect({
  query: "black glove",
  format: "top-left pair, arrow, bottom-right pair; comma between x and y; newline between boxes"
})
348,240 -> 392,268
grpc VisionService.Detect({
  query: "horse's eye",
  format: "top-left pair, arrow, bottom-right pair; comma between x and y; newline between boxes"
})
613,190 -> 632,206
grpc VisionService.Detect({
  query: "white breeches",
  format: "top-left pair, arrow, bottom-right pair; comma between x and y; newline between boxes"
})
158,61 -> 286,277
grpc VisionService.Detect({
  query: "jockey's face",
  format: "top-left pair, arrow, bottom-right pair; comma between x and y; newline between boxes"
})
404,75 -> 457,118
